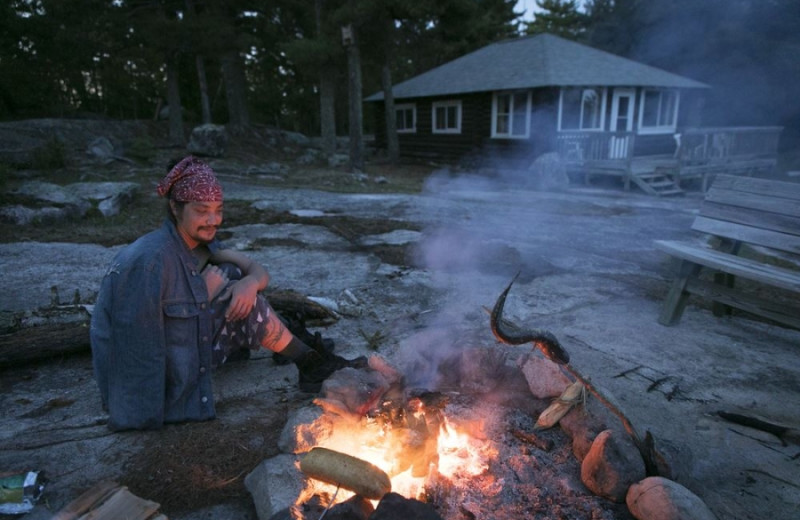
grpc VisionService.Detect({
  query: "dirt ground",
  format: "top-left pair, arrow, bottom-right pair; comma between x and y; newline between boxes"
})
1,122 -> 799,519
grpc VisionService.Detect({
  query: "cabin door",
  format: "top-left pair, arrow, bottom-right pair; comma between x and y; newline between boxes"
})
609,88 -> 635,159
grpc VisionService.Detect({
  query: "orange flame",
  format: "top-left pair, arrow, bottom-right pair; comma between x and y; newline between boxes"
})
298,410 -> 497,506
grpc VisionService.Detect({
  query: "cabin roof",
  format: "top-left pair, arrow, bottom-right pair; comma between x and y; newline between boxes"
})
366,33 -> 710,101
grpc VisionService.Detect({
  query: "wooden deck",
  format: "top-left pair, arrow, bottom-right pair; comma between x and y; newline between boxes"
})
557,127 -> 783,196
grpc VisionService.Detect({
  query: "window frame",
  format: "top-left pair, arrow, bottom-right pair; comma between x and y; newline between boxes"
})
638,88 -> 680,135
491,91 -> 532,139
431,100 -> 462,134
395,103 -> 417,133
557,87 -> 607,132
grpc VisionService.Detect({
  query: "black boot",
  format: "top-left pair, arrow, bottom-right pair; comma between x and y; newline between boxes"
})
295,350 -> 368,393
273,313 -> 335,365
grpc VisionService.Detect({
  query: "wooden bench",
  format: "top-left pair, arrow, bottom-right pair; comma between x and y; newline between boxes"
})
654,174 -> 800,329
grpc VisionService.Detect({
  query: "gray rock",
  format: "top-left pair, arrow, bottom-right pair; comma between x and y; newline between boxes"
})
295,150 -> 320,165
278,406 -> 328,454
281,130 -> 310,147
581,429 -> 646,502
528,151 -> 570,191
0,205 -> 73,225
558,403 -> 609,462
626,476 -> 718,520
327,154 -> 349,168
86,136 -> 115,161
187,124 -> 228,157
5,181 -> 139,220
12,181 -> 87,207
65,181 -> 139,217
244,454 -> 304,520
518,353 -> 573,399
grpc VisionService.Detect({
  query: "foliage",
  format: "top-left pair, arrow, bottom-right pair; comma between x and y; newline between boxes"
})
31,139 -> 67,171
524,0 -> 584,38
126,135 -> 156,163
1,0 -> 799,150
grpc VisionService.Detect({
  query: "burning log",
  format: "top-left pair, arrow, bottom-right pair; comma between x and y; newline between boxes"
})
299,447 -> 392,500
490,275 -> 666,477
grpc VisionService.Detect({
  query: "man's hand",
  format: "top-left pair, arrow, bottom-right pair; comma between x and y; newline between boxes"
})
201,265 -> 229,301
221,276 -> 260,321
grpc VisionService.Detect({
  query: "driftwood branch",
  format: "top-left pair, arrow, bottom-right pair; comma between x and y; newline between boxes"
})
488,277 -> 666,477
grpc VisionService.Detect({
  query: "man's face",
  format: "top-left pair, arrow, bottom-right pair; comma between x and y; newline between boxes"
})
173,200 -> 223,249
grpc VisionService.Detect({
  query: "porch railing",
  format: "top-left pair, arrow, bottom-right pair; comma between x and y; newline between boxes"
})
675,126 -> 783,164
556,131 -> 636,164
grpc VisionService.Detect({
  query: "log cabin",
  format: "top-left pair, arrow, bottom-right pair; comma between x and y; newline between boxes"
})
366,34 -> 782,195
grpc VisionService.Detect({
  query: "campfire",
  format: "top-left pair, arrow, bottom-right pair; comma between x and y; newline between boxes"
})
245,278 -> 717,520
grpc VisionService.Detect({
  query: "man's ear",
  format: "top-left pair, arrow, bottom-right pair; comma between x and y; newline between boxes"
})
169,200 -> 179,219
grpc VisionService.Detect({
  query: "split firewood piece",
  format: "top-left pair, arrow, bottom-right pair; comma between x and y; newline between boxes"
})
300,447 -> 392,499
51,480 -> 161,520
535,381 -> 584,430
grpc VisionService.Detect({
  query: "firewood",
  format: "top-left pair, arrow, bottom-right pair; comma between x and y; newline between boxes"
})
0,318 -> 90,368
511,428 -> 554,451
52,481 -> 121,520
52,480 -> 161,520
535,381 -> 584,430
300,447 -> 391,499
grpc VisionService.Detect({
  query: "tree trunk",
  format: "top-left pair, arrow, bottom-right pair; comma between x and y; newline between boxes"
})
221,51 -> 250,128
185,0 -> 212,125
317,0 -> 337,155
345,26 -> 364,172
195,55 -> 212,125
381,63 -> 399,163
381,13 -> 399,164
166,52 -> 184,146
320,76 -> 337,156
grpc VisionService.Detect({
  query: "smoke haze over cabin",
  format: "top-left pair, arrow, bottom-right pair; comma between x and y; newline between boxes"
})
514,1 -> 799,152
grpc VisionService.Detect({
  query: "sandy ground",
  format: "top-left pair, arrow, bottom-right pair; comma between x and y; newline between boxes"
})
1,173 -> 799,519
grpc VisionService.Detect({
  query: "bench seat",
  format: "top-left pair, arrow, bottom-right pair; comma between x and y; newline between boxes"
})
655,174 -> 800,329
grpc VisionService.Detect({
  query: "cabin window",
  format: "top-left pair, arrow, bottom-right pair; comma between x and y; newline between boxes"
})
396,103 -> 416,133
639,89 -> 679,134
492,91 -> 531,139
432,100 -> 461,134
558,87 -> 606,131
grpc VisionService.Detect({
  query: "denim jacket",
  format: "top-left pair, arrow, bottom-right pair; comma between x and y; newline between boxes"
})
90,220 -> 221,431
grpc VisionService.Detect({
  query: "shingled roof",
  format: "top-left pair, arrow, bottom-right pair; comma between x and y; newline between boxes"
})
366,33 -> 709,101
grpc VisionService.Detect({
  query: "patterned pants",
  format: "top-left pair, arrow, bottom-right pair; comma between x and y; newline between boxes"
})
209,263 -> 293,367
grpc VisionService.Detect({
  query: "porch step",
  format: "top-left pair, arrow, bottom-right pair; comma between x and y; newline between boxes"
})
630,172 -> 684,197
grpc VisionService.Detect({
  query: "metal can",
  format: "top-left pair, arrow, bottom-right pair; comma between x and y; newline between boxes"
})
0,471 -> 45,515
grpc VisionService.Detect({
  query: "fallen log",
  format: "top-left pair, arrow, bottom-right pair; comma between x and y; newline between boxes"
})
0,308 -> 91,368
0,292 -> 338,369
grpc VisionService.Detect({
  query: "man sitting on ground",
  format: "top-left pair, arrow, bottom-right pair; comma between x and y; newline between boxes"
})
90,156 -> 363,431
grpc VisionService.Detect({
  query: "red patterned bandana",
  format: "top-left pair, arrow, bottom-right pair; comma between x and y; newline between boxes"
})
156,156 -> 223,202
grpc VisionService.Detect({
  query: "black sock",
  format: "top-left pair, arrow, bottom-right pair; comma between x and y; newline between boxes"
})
277,336 -> 314,362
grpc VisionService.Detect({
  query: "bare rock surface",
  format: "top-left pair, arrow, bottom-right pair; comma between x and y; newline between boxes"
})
1,166 -> 799,519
